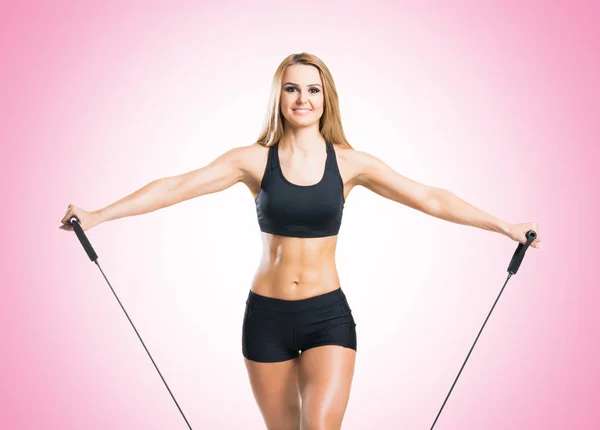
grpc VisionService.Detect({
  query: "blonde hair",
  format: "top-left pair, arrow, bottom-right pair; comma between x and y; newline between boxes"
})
255,53 -> 354,149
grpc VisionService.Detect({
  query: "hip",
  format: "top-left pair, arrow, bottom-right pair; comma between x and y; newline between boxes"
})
243,287 -> 356,329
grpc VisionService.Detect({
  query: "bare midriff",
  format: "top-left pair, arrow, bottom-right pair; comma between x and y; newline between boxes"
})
250,233 -> 341,300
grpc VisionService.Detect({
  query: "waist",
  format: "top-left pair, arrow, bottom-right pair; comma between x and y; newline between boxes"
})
246,286 -> 347,312
252,235 -> 339,299
250,264 -> 341,300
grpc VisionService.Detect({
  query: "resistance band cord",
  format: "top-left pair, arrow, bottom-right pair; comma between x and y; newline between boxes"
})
95,259 -> 193,430
68,215 -> 536,430
430,272 -> 512,429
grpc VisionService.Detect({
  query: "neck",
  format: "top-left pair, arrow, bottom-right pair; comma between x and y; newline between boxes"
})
279,129 -> 326,155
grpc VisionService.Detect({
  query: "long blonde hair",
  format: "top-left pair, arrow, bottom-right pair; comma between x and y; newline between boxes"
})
255,53 -> 354,149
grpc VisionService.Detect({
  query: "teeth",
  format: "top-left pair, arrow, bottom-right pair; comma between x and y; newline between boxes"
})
294,109 -> 310,112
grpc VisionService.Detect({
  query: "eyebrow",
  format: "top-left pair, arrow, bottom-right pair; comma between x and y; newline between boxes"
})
283,82 -> 322,88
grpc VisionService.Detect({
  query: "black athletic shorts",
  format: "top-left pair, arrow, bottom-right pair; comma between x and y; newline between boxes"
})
242,287 -> 357,363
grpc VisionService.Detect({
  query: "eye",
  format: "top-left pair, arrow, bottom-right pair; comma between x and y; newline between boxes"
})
284,87 -> 321,93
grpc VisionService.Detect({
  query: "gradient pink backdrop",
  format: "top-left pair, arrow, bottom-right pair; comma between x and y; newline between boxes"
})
2,1 -> 598,429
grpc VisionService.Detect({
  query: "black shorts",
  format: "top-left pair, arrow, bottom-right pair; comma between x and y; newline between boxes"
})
242,287 -> 357,363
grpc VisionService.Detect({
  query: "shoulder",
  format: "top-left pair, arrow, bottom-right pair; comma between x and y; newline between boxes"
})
223,142 -> 268,168
225,142 -> 270,187
331,144 -> 383,186
331,143 -> 378,167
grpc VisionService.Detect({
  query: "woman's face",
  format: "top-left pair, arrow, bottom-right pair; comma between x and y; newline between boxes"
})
280,64 -> 324,127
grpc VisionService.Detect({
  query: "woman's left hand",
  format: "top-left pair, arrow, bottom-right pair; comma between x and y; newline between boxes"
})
506,221 -> 541,249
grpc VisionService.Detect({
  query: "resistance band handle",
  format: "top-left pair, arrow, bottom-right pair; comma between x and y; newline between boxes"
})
69,215 -> 98,262
506,229 -> 536,275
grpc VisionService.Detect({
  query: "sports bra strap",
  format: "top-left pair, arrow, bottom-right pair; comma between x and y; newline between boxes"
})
261,143 -> 278,180
325,141 -> 335,172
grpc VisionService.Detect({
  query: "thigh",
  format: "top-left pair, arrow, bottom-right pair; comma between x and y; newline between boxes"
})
294,297 -> 357,354
244,356 -> 301,430
242,304 -> 301,429
242,304 -> 299,363
298,345 -> 357,430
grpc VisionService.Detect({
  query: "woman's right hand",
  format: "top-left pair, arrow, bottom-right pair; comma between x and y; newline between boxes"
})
59,204 -> 99,232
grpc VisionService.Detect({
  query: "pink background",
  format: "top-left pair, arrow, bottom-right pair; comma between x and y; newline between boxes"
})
2,1 -> 598,429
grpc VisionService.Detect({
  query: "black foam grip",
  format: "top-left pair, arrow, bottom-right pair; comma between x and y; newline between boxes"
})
507,230 -> 537,275
69,215 -> 98,262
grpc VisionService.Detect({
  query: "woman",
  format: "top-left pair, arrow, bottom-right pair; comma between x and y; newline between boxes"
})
60,52 -> 541,430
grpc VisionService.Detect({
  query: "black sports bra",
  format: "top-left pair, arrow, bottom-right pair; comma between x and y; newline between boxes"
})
255,140 -> 345,238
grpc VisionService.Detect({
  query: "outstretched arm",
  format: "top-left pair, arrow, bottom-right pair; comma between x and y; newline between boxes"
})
350,150 -> 434,213
93,145 -> 250,225
426,187 -> 541,247
351,150 -> 511,236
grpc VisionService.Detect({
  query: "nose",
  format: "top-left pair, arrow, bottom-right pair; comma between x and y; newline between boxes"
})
296,90 -> 309,104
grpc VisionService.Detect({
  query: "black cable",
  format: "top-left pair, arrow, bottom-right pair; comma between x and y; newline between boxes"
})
430,272 -> 512,429
95,260 -> 194,429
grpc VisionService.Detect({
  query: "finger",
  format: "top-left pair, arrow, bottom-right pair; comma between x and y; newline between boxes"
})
61,204 -> 73,222
61,212 -> 71,224
61,208 -> 74,224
